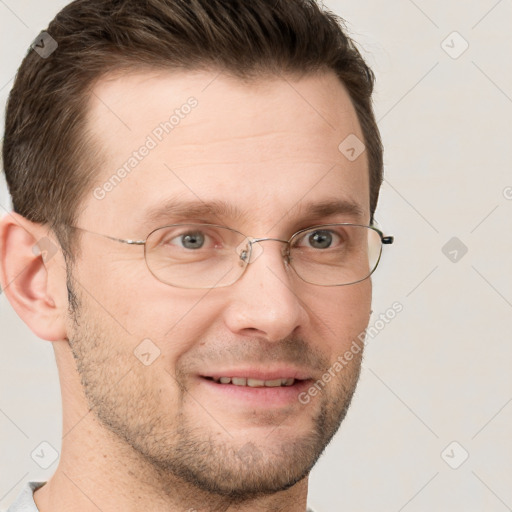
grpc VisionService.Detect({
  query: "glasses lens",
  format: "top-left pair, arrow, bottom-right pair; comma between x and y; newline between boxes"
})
145,224 -> 248,288
144,223 -> 384,288
288,224 -> 383,286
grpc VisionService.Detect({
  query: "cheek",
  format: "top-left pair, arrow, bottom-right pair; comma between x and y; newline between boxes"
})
74,257 -> 221,359
118,283 -> 225,363
307,279 -> 372,351
79,250 -> 209,331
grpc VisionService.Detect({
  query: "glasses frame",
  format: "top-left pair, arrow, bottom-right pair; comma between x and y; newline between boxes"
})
69,223 -> 394,288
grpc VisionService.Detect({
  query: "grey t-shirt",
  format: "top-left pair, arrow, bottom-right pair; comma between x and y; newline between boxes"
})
5,481 -> 46,512
6,481 -> 318,511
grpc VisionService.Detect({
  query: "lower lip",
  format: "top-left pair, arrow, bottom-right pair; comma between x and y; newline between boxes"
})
198,377 -> 313,407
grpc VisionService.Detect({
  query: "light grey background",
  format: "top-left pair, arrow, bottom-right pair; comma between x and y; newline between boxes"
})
1,1 -> 511,511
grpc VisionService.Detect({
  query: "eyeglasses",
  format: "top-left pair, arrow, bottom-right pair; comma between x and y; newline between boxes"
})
70,223 -> 394,289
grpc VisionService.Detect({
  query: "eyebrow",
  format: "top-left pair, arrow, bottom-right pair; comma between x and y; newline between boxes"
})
140,197 -> 367,231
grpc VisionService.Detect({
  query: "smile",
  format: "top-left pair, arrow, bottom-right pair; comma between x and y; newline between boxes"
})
207,377 -> 296,387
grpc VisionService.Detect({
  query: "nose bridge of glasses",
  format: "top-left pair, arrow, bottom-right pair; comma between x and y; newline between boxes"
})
241,237 -> 290,265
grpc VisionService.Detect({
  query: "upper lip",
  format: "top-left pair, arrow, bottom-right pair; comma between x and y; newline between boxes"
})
201,367 -> 312,381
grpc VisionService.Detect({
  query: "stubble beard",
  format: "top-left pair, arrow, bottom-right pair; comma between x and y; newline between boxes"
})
65,271 -> 363,502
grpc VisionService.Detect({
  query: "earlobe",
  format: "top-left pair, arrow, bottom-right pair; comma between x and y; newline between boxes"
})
0,212 -> 67,342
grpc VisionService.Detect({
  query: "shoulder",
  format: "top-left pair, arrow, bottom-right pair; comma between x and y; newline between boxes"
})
4,481 -> 46,512
3,484 -> 318,512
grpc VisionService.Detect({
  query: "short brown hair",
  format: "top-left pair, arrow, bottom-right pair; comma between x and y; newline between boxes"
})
3,0 -> 383,255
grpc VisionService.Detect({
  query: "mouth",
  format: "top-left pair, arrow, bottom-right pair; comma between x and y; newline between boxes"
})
197,369 -> 314,407
203,376 -> 297,387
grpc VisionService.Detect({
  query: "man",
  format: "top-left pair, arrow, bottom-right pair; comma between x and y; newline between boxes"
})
0,0 -> 393,511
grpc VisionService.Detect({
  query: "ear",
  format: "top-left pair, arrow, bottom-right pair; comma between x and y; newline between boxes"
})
0,211 -> 68,341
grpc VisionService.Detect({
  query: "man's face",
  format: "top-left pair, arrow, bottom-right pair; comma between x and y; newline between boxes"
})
65,69 -> 372,497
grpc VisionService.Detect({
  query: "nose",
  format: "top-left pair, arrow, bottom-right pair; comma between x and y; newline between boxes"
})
222,239 -> 307,341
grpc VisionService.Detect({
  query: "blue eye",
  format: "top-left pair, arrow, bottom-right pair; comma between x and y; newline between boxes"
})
175,231 -> 206,249
297,229 -> 342,249
307,230 -> 333,249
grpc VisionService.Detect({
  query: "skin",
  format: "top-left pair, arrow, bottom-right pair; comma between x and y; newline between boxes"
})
0,69 -> 372,512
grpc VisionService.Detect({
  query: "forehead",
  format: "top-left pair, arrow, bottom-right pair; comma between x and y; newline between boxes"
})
83,69 -> 370,234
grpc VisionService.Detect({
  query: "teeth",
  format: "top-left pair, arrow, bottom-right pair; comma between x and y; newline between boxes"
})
212,377 -> 296,387
247,378 -> 265,387
263,379 -> 283,387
